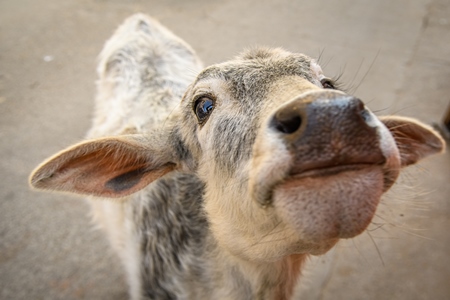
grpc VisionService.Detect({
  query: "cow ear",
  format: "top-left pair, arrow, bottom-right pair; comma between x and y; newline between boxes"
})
379,116 -> 445,166
30,134 -> 177,198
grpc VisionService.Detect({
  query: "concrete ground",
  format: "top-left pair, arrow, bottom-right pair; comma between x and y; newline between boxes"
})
1,0 -> 449,299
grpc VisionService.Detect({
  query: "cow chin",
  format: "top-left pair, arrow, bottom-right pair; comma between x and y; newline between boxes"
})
273,166 -> 385,253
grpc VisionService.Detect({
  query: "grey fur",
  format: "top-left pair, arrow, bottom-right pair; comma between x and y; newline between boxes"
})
135,174 -> 208,299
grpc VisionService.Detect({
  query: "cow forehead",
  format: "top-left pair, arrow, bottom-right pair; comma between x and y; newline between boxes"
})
193,48 -> 315,102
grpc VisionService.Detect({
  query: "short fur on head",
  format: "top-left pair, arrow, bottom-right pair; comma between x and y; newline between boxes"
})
30,14 -> 445,300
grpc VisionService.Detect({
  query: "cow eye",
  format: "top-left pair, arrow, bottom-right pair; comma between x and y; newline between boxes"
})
194,97 -> 215,123
321,78 -> 336,89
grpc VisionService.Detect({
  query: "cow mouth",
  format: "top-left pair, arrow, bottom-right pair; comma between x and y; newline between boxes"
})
272,163 -> 385,251
289,162 -> 382,179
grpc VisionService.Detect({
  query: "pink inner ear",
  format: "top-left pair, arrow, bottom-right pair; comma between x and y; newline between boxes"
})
56,150 -> 174,197
379,116 -> 445,166
30,136 -> 177,198
99,164 -> 176,198
105,167 -> 150,193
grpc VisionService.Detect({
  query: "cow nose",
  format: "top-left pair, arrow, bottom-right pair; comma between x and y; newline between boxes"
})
268,90 -> 385,176
269,91 -> 371,137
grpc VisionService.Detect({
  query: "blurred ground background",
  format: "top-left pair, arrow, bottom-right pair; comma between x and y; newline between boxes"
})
0,0 -> 449,299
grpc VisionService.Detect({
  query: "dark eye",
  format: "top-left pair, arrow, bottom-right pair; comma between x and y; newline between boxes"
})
321,78 -> 335,89
194,97 -> 215,123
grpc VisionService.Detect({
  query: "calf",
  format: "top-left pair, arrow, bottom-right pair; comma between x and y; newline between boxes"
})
30,14 -> 444,300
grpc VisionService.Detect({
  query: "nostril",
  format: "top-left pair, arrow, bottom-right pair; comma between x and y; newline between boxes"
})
352,98 -> 372,123
354,98 -> 365,112
271,110 -> 302,134
360,108 -> 371,123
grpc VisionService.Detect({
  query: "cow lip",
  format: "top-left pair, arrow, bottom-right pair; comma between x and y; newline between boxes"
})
289,163 -> 383,179
272,164 -> 385,245
260,163 -> 382,207
253,155 -> 386,208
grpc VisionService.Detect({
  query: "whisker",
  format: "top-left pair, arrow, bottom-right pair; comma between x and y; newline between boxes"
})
351,48 -> 380,95
366,231 -> 385,266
